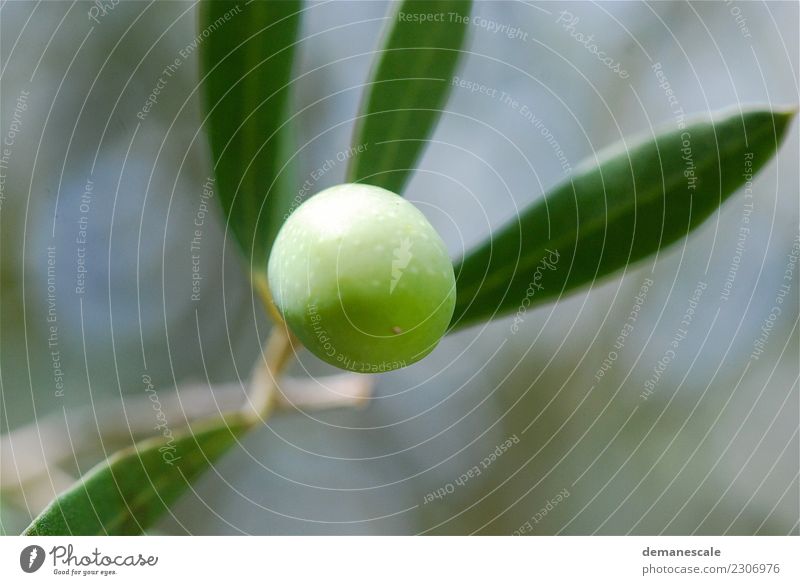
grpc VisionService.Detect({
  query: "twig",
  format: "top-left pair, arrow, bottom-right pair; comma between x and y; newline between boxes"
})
244,325 -> 297,422
1,372 -> 374,490
252,270 -> 286,326
277,371 -> 374,411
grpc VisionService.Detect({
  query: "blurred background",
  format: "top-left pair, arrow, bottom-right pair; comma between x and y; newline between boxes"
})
1,1 -> 797,534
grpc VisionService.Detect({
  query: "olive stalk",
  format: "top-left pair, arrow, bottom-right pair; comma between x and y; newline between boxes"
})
244,324 -> 297,423
244,270 -> 304,422
252,270 -> 287,326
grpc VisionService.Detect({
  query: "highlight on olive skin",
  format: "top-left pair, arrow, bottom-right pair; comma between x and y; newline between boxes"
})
267,183 -> 456,373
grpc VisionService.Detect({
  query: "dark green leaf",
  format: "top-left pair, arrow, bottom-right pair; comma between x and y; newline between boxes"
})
24,415 -> 249,535
452,108 -> 796,329
346,0 -> 472,194
199,0 -> 301,272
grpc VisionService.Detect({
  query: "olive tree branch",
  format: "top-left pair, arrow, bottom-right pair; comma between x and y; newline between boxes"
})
1,373 -> 374,492
252,270 -> 285,325
4,278 -> 375,515
244,324 -> 297,423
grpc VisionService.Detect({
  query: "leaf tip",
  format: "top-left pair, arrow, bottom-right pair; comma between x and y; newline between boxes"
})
772,104 -> 798,124
732,105 -> 797,151
767,106 -> 797,149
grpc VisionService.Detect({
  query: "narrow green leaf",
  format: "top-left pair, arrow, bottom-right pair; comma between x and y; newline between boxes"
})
452,108 -> 796,329
23,415 -> 249,536
346,0 -> 472,194
199,0 -> 301,272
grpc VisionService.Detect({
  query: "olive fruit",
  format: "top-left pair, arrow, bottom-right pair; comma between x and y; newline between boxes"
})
267,183 -> 456,372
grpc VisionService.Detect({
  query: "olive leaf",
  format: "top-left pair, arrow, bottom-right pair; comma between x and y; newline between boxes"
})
346,0 -> 472,194
451,108 -> 796,329
23,415 -> 249,536
199,0 -> 301,272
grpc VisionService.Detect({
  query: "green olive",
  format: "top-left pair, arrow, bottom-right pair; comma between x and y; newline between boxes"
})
268,183 -> 456,372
